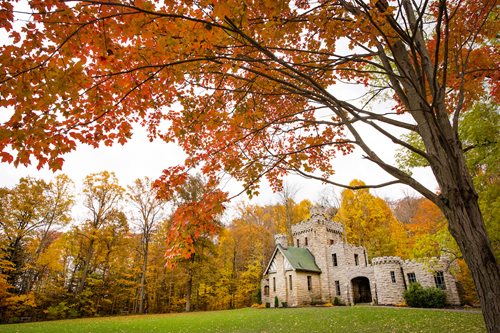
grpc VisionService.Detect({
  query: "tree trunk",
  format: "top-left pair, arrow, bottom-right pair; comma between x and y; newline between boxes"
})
138,242 -> 148,314
421,120 -> 500,333
387,27 -> 500,329
441,191 -> 500,333
77,238 -> 94,294
185,273 -> 192,312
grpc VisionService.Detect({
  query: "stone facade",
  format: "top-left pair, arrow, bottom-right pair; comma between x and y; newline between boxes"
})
262,207 -> 462,307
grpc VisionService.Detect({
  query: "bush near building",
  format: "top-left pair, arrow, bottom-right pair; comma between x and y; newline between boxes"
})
403,283 -> 447,308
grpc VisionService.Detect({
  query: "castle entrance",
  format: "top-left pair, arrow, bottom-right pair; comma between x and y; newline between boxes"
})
351,277 -> 372,304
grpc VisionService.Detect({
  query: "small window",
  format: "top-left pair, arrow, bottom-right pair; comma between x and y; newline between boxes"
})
264,286 -> 269,296
329,239 -> 334,245
407,272 -> 417,284
307,276 -> 312,291
273,277 -> 276,292
289,275 -> 293,290
390,271 -> 396,283
434,271 -> 446,289
332,253 -> 338,266
296,239 -> 300,247
305,237 -> 308,246
335,280 -> 341,296
354,254 -> 359,266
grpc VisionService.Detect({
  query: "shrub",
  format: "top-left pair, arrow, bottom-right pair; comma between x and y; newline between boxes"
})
274,296 -> 279,308
323,302 -> 333,307
333,297 -> 344,306
404,283 -> 446,308
281,302 -> 287,308
45,302 -> 70,320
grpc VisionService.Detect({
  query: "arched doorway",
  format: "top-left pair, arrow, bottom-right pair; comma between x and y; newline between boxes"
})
351,277 -> 372,304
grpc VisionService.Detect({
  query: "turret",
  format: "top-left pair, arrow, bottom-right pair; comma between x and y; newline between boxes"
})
372,256 -> 406,305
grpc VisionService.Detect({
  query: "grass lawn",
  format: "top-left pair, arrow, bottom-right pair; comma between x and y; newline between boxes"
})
0,306 -> 485,333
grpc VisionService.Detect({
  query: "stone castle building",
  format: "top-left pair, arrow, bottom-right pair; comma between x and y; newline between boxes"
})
261,206 -> 461,307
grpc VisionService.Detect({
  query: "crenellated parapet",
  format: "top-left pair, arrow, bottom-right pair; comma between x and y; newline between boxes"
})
371,256 -> 403,266
401,256 -> 453,270
292,206 -> 343,237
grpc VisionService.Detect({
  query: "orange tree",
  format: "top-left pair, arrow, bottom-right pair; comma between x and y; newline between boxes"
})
0,0 -> 498,330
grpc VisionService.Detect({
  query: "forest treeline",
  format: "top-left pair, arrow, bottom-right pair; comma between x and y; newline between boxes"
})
0,173 -> 481,323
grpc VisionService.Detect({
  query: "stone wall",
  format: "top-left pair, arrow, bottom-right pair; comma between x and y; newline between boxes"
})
372,257 -> 406,305
401,258 -> 461,305
328,242 -> 372,304
262,250 -> 289,307
294,272 -> 322,305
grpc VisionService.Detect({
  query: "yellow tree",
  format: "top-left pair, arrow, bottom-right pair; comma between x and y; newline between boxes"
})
0,176 -> 73,295
74,171 -> 125,296
336,180 -> 407,258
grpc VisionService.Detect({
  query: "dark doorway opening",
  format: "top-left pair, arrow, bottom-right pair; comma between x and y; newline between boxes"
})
351,277 -> 372,303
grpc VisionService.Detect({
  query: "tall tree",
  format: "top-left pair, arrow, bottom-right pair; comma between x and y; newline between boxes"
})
127,177 -> 167,314
0,176 -> 73,294
0,1 -> 498,329
75,171 -> 125,295
165,175 -> 223,312
396,100 -> 499,258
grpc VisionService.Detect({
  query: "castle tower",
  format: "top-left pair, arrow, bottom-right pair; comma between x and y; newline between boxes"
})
291,205 -> 344,302
372,256 -> 406,304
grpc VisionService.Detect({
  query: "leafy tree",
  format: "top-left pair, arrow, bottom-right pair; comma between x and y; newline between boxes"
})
389,194 -> 421,225
0,176 -> 73,295
73,171 -> 125,295
165,175 -> 223,312
128,177 -> 168,314
460,102 -> 499,259
0,251 -> 14,322
335,180 -> 407,258
397,100 -> 499,258
276,183 -> 303,241
0,1 -> 498,329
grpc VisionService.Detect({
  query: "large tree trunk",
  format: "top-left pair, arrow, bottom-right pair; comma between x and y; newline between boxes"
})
417,119 -> 500,332
423,121 -> 500,333
418,116 -> 500,331
385,16 -> 500,328
441,189 -> 500,332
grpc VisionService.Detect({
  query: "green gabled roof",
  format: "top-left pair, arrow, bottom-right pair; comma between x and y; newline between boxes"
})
278,245 -> 321,273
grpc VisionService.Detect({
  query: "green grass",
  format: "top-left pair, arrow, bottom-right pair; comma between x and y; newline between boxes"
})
0,306 -> 485,333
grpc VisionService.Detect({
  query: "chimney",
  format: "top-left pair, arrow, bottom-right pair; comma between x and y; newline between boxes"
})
274,234 -> 288,248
